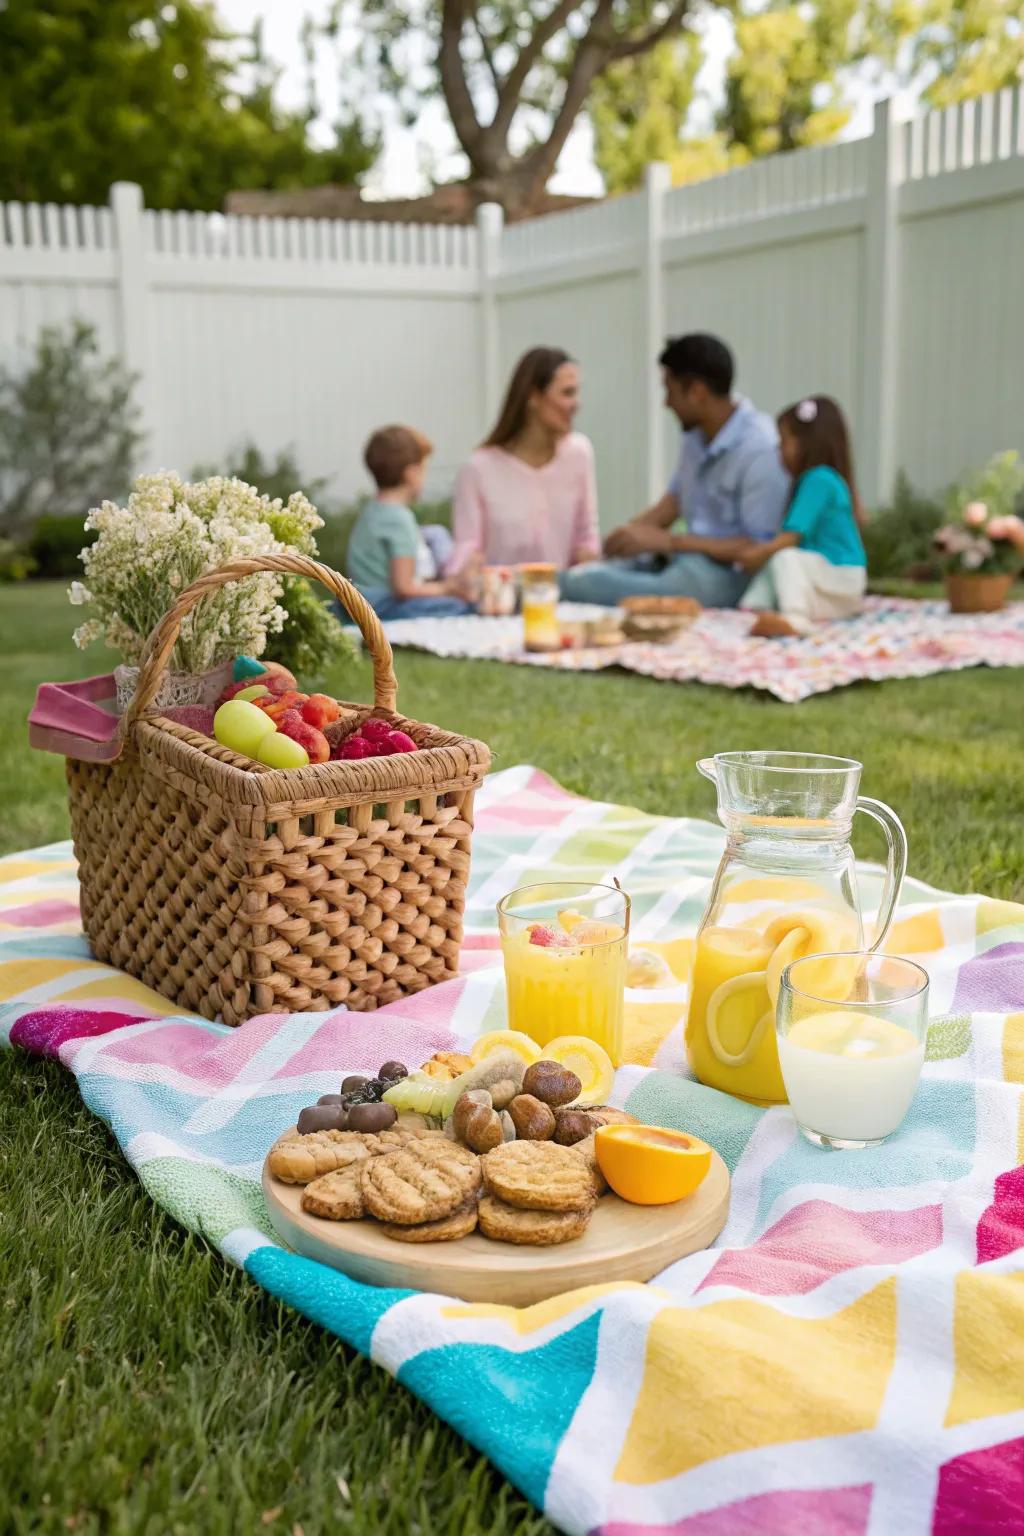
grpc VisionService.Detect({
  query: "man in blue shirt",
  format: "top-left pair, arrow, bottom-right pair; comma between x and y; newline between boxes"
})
562,334 -> 791,607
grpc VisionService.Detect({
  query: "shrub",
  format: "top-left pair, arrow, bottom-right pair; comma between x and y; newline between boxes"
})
0,320 -> 143,541
25,513 -> 95,578
0,538 -> 36,582
863,474 -> 945,579
193,442 -> 330,509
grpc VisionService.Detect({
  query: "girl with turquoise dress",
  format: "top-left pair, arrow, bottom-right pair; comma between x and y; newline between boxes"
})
740,395 -> 867,637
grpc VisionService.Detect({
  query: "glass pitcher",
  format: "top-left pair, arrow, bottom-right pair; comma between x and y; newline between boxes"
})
686,752 -> 907,1105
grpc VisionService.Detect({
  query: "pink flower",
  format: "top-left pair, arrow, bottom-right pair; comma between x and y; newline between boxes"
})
988,514 -> 1024,548
963,500 -> 988,526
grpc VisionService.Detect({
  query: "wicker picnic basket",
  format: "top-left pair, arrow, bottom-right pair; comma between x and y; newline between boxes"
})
64,554 -> 491,1026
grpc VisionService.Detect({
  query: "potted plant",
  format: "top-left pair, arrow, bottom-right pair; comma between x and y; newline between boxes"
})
933,452 -> 1024,613
69,472 -> 348,709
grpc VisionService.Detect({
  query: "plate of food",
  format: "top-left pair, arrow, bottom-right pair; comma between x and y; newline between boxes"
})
619,595 -> 702,645
262,1039 -> 730,1306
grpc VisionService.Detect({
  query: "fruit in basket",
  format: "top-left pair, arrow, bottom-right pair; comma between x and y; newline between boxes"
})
359,718 -> 394,742
380,729 -> 418,755
301,694 -> 342,730
255,689 -> 308,722
214,699 -> 276,757
594,1124 -> 712,1205
255,731 -> 310,769
334,735 -> 374,761
277,711 -> 330,763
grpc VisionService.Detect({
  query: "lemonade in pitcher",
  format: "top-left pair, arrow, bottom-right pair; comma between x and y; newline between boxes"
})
686,753 -> 907,1104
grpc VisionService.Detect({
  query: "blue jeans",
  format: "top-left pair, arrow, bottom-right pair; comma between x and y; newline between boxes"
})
343,588 -> 475,622
561,553 -> 750,608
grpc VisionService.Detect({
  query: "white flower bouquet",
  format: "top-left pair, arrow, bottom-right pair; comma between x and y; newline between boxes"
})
69,472 -> 325,674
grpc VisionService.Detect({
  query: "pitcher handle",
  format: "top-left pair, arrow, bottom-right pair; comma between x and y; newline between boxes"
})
855,796 -> 908,951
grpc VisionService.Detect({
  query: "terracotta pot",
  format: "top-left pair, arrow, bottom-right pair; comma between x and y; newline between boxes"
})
945,571 -> 1014,614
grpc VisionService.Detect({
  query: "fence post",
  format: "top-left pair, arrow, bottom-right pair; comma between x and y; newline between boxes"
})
643,162 -> 671,505
476,201 -> 504,432
110,181 -> 153,456
860,99 -> 902,507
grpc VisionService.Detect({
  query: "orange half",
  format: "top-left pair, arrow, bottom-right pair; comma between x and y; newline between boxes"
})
595,1124 -> 712,1205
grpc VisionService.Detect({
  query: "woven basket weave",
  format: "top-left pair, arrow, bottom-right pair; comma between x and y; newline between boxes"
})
66,553 -> 491,1026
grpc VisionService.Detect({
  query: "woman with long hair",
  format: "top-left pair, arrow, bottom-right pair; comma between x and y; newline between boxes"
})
450,347 -> 600,570
739,394 -> 867,636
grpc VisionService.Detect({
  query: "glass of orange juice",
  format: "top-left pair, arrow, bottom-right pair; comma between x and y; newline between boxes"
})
497,882 -> 630,1065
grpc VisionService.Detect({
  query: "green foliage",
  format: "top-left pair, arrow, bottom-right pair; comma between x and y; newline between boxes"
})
947,449 -> 1024,523
862,474 -> 945,578
910,0 -> 1024,105
0,536 -> 36,582
200,441 -> 357,681
0,0 -> 379,210
265,572 -> 357,683
591,36 -> 703,193
588,0 -> 1022,191
24,513 -> 95,578
195,441 -> 331,509
0,319 -> 142,541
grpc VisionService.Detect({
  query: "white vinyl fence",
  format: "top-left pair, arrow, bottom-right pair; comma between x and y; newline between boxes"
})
1,92 -> 1023,520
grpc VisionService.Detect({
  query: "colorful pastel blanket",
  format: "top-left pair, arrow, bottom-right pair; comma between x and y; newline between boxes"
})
4,766 -> 1024,1535
381,597 -> 1024,702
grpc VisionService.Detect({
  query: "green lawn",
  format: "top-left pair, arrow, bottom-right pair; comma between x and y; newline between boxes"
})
3,581 -> 1024,1535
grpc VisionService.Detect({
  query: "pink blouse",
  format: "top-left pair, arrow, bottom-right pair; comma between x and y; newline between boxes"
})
450,432 -> 600,570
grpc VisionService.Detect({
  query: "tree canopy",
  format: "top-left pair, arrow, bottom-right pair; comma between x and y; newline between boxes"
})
591,0 -> 1024,192
0,0 -> 379,210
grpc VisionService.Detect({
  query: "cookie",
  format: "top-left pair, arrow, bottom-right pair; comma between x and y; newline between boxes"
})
268,1130 -> 372,1185
481,1140 -> 596,1212
378,1199 -> 479,1243
301,1164 -> 365,1221
478,1194 -> 591,1246
267,1125 -> 441,1184
361,1139 -> 482,1225
570,1133 -> 608,1197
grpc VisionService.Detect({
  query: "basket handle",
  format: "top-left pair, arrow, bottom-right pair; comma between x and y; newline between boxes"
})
124,553 -> 397,730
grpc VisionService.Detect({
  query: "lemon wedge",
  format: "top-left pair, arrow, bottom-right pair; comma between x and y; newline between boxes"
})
542,1035 -> 615,1106
468,1029 -> 542,1066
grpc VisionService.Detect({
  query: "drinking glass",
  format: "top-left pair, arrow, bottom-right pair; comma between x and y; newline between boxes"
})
776,951 -> 929,1149
497,882 -> 630,1065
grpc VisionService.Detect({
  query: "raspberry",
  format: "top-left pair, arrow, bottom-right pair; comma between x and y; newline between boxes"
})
528,924 -> 557,947
334,735 -> 374,760
380,729 -> 417,755
359,718 -> 394,742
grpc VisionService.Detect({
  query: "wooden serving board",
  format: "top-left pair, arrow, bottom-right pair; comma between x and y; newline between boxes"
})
262,1146 -> 730,1307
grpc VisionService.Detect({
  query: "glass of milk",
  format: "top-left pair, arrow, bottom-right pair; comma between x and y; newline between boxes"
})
776,952 -> 930,1148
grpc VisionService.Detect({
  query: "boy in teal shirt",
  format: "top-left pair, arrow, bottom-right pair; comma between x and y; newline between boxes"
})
347,426 -> 476,621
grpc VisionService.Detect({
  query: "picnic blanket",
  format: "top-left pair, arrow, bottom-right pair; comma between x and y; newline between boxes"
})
380,597 -> 1024,703
4,765 -> 1024,1535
